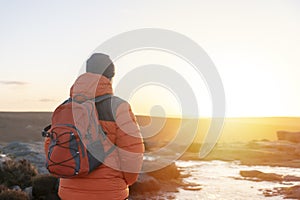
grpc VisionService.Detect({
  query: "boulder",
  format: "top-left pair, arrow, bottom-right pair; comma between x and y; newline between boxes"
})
240,170 -> 283,182
146,162 -> 180,181
130,173 -> 161,194
130,161 -> 184,198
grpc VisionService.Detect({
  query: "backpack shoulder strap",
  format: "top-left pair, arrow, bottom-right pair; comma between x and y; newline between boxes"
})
94,94 -> 112,103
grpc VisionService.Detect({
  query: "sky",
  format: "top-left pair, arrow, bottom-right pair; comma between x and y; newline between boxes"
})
0,0 -> 299,117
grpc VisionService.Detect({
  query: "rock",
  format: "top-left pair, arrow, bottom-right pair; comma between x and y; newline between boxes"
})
10,185 -> 21,191
263,185 -> 300,199
23,186 -> 32,199
284,175 -> 300,182
240,170 -> 262,178
277,131 -> 300,143
129,161 -> 186,198
2,141 -> 48,174
285,185 -> 300,199
257,172 -> 283,182
241,170 -> 300,183
147,162 -> 180,181
240,170 -> 283,182
130,173 -> 161,194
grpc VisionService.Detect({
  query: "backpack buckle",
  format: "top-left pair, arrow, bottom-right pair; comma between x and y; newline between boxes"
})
42,124 -> 51,137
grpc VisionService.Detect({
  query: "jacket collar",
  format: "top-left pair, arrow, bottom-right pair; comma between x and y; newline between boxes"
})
70,72 -> 113,100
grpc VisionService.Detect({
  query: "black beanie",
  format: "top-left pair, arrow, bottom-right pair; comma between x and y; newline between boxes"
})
86,53 -> 115,78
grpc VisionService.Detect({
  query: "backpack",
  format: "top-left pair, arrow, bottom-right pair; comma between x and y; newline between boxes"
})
42,94 -> 116,178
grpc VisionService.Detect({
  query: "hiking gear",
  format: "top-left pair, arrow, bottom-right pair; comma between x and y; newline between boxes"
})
44,73 -> 144,200
43,94 -> 116,178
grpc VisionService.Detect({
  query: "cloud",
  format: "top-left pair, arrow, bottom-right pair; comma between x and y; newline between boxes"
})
0,81 -> 28,85
39,98 -> 56,102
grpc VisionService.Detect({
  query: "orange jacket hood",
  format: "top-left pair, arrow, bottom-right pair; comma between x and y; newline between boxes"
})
70,72 -> 113,100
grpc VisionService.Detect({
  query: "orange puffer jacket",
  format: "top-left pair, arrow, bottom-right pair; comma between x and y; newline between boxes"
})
44,73 -> 144,200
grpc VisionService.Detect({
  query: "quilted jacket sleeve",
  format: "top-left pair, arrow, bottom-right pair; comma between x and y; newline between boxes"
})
115,102 -> 144,186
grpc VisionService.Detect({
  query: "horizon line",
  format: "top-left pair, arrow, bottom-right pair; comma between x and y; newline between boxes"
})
0,111 -> 299,119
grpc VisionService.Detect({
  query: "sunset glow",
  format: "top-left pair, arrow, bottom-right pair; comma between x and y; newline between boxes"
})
0,1 -> 299,117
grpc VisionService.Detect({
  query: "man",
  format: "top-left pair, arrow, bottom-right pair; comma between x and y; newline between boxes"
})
45,53 -> 144,200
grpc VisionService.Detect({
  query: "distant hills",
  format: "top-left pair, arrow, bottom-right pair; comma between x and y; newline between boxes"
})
137,116 -> 300,144
0,112 -> 299,144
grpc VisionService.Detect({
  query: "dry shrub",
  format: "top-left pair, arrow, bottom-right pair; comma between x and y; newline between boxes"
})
0,159 -> 38,188
32,174 -> 60,200
0,190 -> 29,200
